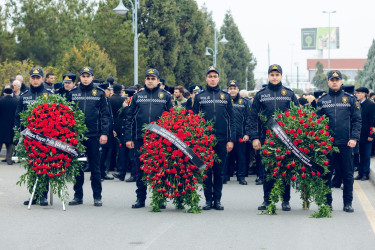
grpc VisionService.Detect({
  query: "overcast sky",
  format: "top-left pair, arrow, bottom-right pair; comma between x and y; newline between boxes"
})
196,0 -> 375,82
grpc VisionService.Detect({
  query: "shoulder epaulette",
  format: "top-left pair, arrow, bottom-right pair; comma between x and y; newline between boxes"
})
70,86 -> 78,91
20,90 -> 29,96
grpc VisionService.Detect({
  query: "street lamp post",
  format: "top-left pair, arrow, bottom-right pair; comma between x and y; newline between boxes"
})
114,0 -> 140,86
205,30 -> 228,66
322,10 -> 336,71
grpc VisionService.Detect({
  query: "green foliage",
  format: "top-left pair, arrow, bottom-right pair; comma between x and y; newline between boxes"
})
0,0 -> 257,91
57,39 -> 117,80
312,61 -> 328,91
0,59 -> 58,89
220,11 -> 256,90
358,39 -> 375,89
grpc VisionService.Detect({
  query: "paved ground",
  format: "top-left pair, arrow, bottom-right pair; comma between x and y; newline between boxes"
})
1,159 -> 375,250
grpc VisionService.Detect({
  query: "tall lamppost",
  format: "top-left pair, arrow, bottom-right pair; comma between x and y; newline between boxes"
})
114,0 -> 140,85
322,10 -> 336,71
205,30 -> 228,66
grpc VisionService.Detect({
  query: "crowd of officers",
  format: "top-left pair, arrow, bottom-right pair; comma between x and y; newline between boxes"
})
0,63 -> 372,213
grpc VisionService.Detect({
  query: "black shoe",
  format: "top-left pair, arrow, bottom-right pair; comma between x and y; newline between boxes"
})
1,159 -> 6,162
132,200 -> 145,208
23,199 -> 36,205
125,176 -> 136,182
239,178 -> 248,185
160,204 -> 166,209
281,201 -> 291,211
39,197 -> 48,206
102,175 -> 114,180
354,175 -> 363,180
213,201 -> 224,210
343,204 -> 354,213
361,175 -> 369,181
202,201 -> 212,210
7,160 -> 15,165
258,201 -> 270,210
94,199 -> 102,207
255,177 -> 263,185
112,173 -> 125,181
69,198 -> 83,206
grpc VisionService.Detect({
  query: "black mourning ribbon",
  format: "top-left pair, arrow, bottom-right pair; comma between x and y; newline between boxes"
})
21,128 -> 83,157
145,124 -> 207,170
265,117 -> 325,173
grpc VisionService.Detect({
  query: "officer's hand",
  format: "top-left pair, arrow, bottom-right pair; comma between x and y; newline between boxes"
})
226,142 -> 234,152
368,137 -> 373,142
347,139 -> 357,148
100,135 -> 108,145
126,141 -> 134,149
252,139 -> 261,150
243,135 -> 249,142
113,130 -> 117,137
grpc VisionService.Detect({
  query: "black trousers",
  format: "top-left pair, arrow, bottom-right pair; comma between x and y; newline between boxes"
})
204,141 -> 228,202
359,141 -> 372,177
134,139 -> 147,201
117,145 -> 136,178
0,142 -> 14,164
324,145 -> 354,205
73,137 -> 102,200
226,140 -> 247,179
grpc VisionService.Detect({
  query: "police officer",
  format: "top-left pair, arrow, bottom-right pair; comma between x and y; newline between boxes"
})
98,82 -> 115,181
192,66 -> 235,210
113,89 -> 137,182
317,70 -> 361,212
354,87 -> 375,181
225,80 -> 251,185
15,67 -> 53,206
57,74 -> 76,97
67,66 -> 111,207
124,68 -> 173,209
185,85 -> 202,110
249,64 -> 299,211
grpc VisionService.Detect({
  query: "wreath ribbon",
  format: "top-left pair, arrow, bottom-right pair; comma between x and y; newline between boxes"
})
265,117 -> 324,173
145,123 -> 207,170
21,128 -> 82,157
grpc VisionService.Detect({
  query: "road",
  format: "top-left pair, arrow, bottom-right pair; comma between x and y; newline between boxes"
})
1,161 -> 375,250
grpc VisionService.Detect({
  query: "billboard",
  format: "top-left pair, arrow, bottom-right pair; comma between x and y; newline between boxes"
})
301,27 -> 340,50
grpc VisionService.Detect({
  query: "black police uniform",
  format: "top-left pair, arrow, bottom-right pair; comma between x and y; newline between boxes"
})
67,80 -> 111,202
225,93 -> 251,183
124,76 -> 173,205
192,82 -> 235,207
15,78 -> 53,203
317,87 -> 361,208
249,80 -> 299,206
98,84 -> 116,179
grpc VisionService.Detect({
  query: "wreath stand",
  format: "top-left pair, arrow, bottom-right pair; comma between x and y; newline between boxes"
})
22,157 -> 87,211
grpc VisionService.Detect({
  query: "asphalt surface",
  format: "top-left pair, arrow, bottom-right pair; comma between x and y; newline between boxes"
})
1,160 -> 375,250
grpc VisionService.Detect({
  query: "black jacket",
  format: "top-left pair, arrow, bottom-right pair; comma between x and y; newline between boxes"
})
14,84 -> 52,130
109,94 -> 125,135
231,94 -> 251,139
124,84 -> 172,142
0,95 -> 18,143
317,88 -> 361,145
358,99 -> 375,143
67,82 -> 111,138
249,82 -> 299,140
192,85 -> 234,142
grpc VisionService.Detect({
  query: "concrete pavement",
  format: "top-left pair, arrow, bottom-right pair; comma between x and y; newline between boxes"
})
1,161 -> 375,250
